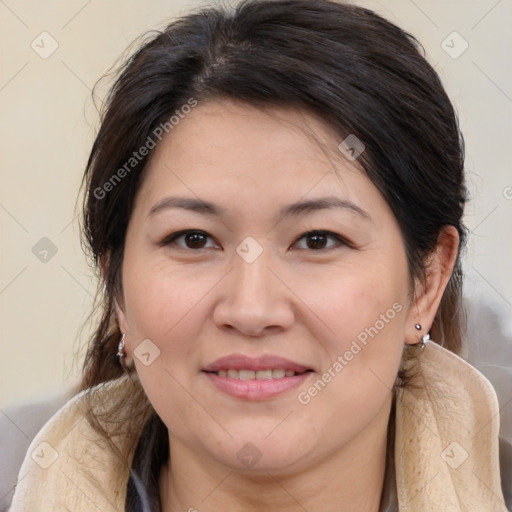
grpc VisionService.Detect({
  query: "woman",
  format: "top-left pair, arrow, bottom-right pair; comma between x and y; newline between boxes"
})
9,0 -> 511,510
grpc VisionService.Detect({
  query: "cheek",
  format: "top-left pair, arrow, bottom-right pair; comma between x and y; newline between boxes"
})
122,256 -> 216,343
120,256 -> 225,415
296,257 -> 408,415
121,258 -> 218,435
296,257 -> 408,351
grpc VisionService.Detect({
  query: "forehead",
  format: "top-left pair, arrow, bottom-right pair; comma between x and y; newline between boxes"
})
153,99 -> 344,168
133,99 -> 383,220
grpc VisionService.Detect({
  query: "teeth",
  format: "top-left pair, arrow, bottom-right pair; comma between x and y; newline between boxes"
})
256,370 -> 273,379
239,370 -> 255,380
214,369 -> 298,379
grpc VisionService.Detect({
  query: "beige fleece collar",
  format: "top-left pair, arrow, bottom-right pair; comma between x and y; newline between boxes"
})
395,340 -> 506,510
9,341 -> 507,511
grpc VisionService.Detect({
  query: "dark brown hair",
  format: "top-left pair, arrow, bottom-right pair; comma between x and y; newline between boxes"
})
76,0 -> 467,509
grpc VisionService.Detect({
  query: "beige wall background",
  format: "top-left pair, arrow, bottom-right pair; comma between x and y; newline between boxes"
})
1,0 -> 511,413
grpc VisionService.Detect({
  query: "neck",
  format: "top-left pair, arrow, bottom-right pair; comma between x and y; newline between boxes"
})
159,399 -> 391,512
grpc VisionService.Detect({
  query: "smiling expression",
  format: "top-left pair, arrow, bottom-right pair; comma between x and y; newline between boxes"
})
116,98 -> 414,473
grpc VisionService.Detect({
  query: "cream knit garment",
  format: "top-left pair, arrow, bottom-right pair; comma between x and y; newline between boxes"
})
9,341 -> 507,511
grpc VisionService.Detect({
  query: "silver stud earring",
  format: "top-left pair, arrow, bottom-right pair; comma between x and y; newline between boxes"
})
410,324 -> 429,351
117,333 -> 127,360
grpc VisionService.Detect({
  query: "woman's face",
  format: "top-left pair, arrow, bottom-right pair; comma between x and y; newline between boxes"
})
117,99 -> 416,473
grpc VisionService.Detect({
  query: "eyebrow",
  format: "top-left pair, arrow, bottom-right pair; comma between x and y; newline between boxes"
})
147,195 -> 370,221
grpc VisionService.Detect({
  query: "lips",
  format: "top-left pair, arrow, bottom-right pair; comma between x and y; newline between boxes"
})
202,354 -> 313,373
202,354 -> 314,400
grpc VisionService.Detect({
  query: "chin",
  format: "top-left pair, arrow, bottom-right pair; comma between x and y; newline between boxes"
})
201,429 -> 316,474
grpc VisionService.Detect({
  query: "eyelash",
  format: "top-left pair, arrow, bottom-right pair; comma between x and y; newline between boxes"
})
160,229 -> 353,252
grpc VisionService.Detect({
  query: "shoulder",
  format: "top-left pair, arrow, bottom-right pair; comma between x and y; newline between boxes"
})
0,380 -> 79,511
395,341 -> 509,510
8,374 -> 139,512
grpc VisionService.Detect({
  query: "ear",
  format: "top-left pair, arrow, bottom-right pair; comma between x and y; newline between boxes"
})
115,301 -> 131,341
99,251 -> 131,346
404,225 -> 459,345
113,285 -> 132,361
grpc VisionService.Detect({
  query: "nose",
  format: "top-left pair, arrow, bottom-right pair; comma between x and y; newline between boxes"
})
212,246 -> 295,338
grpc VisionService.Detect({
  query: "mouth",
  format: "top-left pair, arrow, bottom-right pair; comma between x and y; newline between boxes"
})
203,353 -> 313,374
205,368 -> 313,380
202,354 -> 315,400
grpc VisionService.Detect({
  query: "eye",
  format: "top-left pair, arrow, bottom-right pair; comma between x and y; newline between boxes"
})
161,230 -> 218,250
161,229 -> 350,252
293,230 -> 349,251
